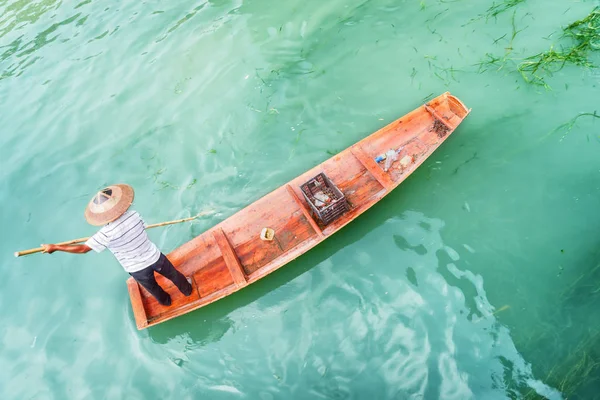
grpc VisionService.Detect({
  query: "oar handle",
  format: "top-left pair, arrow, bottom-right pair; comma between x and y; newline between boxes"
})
14,211 -> 214,258
15,247 -> 48,257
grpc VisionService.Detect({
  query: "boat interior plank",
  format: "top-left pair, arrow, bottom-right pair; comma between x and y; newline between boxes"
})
194,256 -> 234,297
141,273 -> 201,321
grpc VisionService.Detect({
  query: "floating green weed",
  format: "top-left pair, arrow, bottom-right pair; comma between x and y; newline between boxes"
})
424,55 -> 462,85
564,7 -> 600,52
420,92 -> 435,103
151,167 -> 198,191
475,11 -> 526,73
486,0 -> 527,20
186,179 -> 197,189
550,111 -> 600,139
518,7 -> 600,86
518,47 -> 590,88
477,7 -> 599,88
465,0 -> 526,25
410,67 -> 418,85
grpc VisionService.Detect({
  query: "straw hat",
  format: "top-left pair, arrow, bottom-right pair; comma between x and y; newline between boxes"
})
84,184 -> 134,226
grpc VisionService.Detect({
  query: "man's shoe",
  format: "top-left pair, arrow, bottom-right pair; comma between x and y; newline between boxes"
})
159,294 -> 172,306
183,277 -> 193,296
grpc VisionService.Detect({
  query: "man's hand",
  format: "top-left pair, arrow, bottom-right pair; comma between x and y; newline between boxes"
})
41,244 -> 57,254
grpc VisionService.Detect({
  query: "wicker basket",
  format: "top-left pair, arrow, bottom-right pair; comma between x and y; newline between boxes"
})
300,172 -> 349,225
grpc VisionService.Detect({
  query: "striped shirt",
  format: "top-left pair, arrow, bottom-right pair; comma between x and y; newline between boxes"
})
85,210 -> 161,273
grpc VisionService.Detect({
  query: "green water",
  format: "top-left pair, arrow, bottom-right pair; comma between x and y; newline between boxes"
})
1,0 -> 599,398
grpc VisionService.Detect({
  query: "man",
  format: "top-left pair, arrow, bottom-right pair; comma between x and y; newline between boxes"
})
42,184 -> 192,306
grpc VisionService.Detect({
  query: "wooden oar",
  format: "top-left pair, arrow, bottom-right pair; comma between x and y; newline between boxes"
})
14,211 -> 214,258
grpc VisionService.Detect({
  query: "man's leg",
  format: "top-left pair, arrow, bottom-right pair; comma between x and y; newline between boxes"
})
153,253 -> 193,296
130,265 -> 172,306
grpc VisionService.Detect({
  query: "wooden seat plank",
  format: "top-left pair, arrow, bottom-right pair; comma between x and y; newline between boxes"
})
285,184 -> 324,237
424,104 -> 453,130
212,228 -> 247,288
350,145 -> 394,190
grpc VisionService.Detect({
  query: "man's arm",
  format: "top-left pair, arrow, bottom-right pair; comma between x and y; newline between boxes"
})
41,244 -> 93,254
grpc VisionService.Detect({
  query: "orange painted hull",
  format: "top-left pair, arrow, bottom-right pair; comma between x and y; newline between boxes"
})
127,92 -> 471,329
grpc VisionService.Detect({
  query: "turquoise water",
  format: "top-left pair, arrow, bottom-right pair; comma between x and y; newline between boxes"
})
1,0 -> 599,398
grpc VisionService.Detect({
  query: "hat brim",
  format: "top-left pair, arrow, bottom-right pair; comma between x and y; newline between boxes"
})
84,184 -> 134,226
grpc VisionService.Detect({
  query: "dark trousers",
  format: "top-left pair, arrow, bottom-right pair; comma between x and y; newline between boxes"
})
130,253 -> 192,306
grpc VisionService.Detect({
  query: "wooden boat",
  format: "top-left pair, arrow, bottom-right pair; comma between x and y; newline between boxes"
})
127,92 -> 470,329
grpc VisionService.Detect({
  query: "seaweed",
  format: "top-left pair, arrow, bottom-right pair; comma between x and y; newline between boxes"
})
410,67 -> 418,85
517,326 -> 600,399
550,111 -> 600,139
546,333 -> 600,399
517,252 -> 600,399
424,55 -> 462,85
464,0 -> 526,25
475,11 -> 526,73
151,167 -> 198,191
452,152 -> 478,175
477,7 -> 599,88
564,7 -> 600,52
486,0 -> 527,20
420,92 -> 435,104
518,7 -> 600,86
